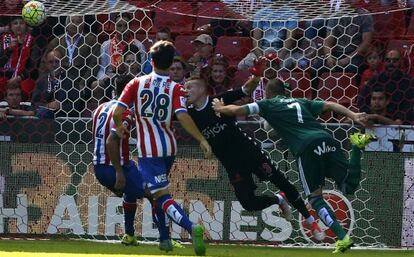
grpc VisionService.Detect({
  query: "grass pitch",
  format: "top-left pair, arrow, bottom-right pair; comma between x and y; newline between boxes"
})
0,239 -> 412,257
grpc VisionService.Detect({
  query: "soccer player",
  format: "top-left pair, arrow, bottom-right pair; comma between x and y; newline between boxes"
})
212,78 -> 376,253
185,57 -> 324,240
112,40 -> 212,256
92,74 -> 143,246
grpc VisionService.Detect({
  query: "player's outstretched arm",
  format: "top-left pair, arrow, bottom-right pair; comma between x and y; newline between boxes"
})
242,56 -> 267,94
176,111 -> 212,159
113,105 -> 129,139
212,98 -> 248,117
106,132 -> 126,194
322,101 -> 369,127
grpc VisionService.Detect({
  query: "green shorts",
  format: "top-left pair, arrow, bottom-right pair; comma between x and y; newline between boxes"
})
297,137 -> 348,196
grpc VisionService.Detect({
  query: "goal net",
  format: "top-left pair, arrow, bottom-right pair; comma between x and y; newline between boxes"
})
0,0 -> 413,249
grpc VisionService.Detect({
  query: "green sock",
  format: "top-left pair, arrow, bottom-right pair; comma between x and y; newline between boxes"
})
311,196 -> 347,240
346,146 -> 362,193
349,145 -> 362,169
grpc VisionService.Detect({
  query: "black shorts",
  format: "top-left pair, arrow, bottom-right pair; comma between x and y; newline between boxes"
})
219,141 -> 279,191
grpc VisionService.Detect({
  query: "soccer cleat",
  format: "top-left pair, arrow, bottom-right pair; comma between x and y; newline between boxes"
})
309,221 -> 325,241
349,132 -> 377,149
278,192 -> 293,222
159,239 -> 173,252
332,235 -> 354,254
192,224 -> 206,256
171,239 -> 185,248
121,234 -> 139,246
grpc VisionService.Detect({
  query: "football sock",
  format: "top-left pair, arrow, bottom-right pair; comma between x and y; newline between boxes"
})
346,146 -> 363,193
152,200 -> 170,241
122,199 -> 137,236
309,195 -> 346,240
157,194 -> 193,234
349,145 -> 362,170
305,215 -> 315,225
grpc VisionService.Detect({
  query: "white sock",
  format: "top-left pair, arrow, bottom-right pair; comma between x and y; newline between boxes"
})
306,215 -> 315,225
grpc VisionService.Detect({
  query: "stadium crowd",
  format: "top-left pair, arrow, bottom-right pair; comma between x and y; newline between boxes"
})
0,0 -> 413,124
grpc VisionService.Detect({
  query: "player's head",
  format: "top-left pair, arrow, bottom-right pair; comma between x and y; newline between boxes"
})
265,78 -> 289,99
150,40 -> 176,71
184,77 -> 208,105
370,86 -> 389,114
114,74 -> 134,98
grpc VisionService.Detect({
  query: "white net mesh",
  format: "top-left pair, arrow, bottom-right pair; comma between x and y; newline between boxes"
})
0,0 -> 413,250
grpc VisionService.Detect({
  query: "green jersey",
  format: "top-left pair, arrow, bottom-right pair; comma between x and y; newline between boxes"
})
246,96 -> 332,156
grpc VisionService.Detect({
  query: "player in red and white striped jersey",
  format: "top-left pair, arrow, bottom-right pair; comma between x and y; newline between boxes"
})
113,41 -> 211,255
92,74 -> 146,246
116,72 -> 185,158
92,101 -> 132,166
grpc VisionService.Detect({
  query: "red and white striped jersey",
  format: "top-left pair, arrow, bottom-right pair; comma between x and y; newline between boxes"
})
92,100 -> 133,165
118,72 -> 187,158
252,78 -> 266,101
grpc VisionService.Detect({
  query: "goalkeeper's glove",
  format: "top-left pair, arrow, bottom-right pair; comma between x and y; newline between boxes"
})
248,57 -> 267,77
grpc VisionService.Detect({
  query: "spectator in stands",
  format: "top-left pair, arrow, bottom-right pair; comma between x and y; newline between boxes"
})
91,44 -> 141,104
357,49 -> 414,124
142,27 -> 173,74
169,56 -> 187,84
238,4 -> 299,71
311,7 -> 373,75
0,0 -> 23,15
46,15 -> 100,117
360,48 -> 384,90
0,83 -> 35,119
155,27 -> 172,42
0,16 -> 41,101
365,85 -> 402,125
31,49 -> 63,118
97,13 -> 146,80
187,34 -> 214,71
201,54 -> 235,95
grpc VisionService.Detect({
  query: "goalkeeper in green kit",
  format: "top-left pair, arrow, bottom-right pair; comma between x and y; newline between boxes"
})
212,78 -> 376,254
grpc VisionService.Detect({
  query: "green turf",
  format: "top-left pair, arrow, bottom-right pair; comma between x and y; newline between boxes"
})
0,240 -> 412,257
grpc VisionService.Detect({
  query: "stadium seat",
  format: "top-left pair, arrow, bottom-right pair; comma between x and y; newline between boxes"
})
195,1 -> 242,28
152,2 -> 196,34
279,72 -> 312,99
174,35 -> 197,60
316,72 -> 358,107
372,10 -> 406,39
214,36 -> 252,66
